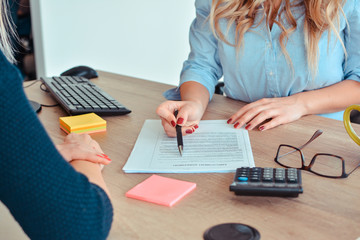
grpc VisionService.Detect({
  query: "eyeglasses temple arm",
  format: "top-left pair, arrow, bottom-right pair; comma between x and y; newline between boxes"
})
298,129 -> 323,150
347,162 -> 360,175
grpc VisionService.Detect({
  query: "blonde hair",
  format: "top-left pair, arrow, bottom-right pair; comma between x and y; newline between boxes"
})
209,0 -> 346,76
0,0 -> 17,63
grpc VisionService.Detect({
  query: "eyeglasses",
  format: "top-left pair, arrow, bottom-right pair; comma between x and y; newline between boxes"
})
274,130 -> 360,178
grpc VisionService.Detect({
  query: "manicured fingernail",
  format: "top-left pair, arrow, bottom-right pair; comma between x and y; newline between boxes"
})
194,125 -> 199,129
177,118 -> 184,124
227,118 -> 232,124
171,120 -> 176,127
97,154 -> 111,161
245,124 -> 251,130
186,129 -> 193,134
259,126 -> 265,131
234,122 -> 239,128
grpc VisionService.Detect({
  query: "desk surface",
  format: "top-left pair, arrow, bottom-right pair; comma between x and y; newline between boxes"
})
24,71 -> 360,240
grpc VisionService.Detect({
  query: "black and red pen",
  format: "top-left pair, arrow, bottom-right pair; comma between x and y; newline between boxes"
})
174,110 -> 183,156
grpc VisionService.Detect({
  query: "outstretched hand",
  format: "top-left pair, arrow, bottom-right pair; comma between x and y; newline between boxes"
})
227,95 -> 306,131
56,133 -> 112,165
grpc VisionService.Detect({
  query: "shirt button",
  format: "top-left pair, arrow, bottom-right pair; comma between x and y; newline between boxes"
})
267,43 -> 272,48
269,71 -> 274,76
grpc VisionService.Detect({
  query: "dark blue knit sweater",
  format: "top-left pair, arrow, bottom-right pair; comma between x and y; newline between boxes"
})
0,51 -> 113,239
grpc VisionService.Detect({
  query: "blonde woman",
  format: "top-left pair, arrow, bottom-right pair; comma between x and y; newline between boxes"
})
157,0 -> 360,136
0,0 -> 113,239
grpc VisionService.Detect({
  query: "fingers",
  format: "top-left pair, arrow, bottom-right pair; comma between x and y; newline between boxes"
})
156,101 -> 179,128
227,97 -> 303,131
59,133 -> 111,164
94,153 -> 112,165
160,117 -> 198,137
161,117 -> 177,137
69,148 -> 112,165
157,100 -> 202,137
227,98 -> 272,128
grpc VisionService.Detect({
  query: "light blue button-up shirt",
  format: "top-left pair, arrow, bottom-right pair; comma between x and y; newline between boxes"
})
165,0 -> 360,121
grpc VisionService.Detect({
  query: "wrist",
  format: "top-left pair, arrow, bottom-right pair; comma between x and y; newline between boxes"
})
293,92 -> 311,116
180,81 -> 209,113
186,99 -> 207,113
55,143 -> 71,162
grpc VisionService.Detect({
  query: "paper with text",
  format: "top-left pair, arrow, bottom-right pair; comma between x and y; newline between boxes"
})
123,120 -> 255,173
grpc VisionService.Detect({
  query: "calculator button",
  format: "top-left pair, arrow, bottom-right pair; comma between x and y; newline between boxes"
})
287,178 -> 298,183
262,176 -> 273,182
238,176 -> 248,182
250,176 -> 260,182
275,177 -> 286,183
251,168 -> 262,173
263,168 -> 273,173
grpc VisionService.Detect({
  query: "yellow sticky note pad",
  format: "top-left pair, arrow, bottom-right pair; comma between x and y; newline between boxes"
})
59,113 -> 106,134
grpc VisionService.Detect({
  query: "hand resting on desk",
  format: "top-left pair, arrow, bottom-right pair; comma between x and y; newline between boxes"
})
56,133 -> 112,165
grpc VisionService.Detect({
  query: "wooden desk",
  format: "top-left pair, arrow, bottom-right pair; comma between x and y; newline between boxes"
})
24,71 -> 360,240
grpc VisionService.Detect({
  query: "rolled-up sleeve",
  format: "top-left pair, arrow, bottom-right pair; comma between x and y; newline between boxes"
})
180,0 -> 223,100
343,0 -> 360,82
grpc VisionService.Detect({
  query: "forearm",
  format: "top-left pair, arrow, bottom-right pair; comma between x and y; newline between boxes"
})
180,81 -> 210,115
297,79 -> 360,115
70,160 -> 110,197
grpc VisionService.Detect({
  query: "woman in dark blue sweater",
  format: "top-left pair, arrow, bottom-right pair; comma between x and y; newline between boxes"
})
0,1 -> 113,239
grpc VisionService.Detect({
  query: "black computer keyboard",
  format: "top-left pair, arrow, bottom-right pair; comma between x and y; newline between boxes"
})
40,76 -> 131,116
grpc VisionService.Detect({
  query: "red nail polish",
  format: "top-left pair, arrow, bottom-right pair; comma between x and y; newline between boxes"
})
259,126 -> 265,131
177,118 -> 184,124
194,125 -> 199,129
97,154 -> 111,160
186,129 -> 193,134
245,124 -> 251,130
234,122 -> 239,128
227,118 -> 232,124
171,121 -> 176,127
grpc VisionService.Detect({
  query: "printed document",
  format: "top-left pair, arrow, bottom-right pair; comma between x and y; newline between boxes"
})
123,120 -> 255,173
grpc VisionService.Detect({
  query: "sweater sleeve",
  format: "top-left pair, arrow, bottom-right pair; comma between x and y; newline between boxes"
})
0,52 -> 113,240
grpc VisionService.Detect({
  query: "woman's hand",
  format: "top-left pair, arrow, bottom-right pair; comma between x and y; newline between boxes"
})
156,100 -> 204,137
227,94 -> 306,131
56,133 -> 112,165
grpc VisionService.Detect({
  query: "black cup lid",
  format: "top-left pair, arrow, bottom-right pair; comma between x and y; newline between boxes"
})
203,223 -> 260,240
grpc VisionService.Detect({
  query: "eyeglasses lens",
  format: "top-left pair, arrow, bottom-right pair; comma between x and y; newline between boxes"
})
311,154 -> 343,177
277,146 -> 302,168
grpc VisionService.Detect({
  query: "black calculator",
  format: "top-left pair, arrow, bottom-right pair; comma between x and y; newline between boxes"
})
229,167 -> 303,197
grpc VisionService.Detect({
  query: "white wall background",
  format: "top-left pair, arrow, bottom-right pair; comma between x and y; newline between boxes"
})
30,0 -> 196,86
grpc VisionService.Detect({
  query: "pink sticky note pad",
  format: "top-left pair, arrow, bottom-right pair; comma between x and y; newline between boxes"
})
125,175 -> 196,207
